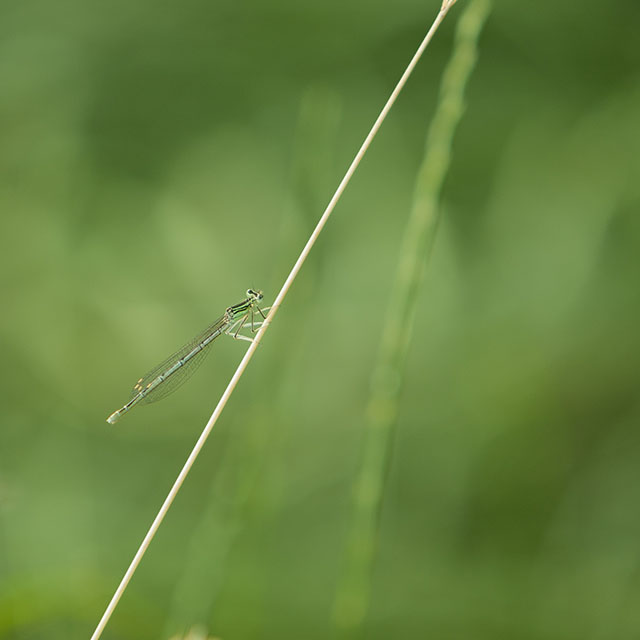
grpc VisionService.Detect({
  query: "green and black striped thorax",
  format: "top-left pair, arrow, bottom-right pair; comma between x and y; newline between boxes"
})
225,288 -> 263,322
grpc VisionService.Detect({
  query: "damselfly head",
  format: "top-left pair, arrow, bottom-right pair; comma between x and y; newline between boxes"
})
246,288 -> 263,302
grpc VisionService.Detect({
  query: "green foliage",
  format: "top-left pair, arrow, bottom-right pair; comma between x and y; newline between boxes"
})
1,1 -> 639,638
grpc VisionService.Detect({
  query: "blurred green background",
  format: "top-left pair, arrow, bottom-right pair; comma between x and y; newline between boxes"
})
1,0 -> 640,638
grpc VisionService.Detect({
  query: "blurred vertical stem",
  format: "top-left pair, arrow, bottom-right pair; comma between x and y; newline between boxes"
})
331,0 -> 491,635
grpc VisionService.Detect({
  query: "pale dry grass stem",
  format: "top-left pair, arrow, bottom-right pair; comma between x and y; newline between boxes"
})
91,3 -> 460,638
331,0 -> 492,635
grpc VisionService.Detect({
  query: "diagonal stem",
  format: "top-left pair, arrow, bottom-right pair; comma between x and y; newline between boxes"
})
90,3 -> 459,638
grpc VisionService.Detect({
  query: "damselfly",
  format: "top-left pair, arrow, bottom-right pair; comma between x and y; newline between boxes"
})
106,288 -> 267,424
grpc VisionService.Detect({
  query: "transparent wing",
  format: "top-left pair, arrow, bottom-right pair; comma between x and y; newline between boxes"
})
140,347 -> 210,404
129,313 -> 229,405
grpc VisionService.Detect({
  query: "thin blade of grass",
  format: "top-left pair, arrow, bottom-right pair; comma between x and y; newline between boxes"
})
331,1 -> 492,635
91,3 -> 460,637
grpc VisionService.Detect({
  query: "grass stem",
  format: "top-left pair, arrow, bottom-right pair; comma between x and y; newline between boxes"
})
331,1 -> 491,635
90,3 -> 459,638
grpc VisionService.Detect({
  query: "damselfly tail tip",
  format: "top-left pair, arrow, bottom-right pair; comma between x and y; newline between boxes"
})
106,411 -> 120,424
